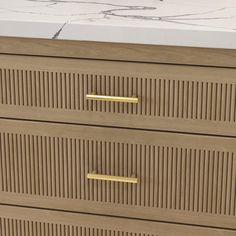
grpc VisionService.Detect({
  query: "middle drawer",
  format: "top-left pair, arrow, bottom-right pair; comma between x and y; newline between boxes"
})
0,119 -> 235,229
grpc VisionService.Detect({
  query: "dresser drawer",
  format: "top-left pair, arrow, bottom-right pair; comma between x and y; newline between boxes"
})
0,205 -> 235,236
0,119 -> 235,229
0,54 -> 235,136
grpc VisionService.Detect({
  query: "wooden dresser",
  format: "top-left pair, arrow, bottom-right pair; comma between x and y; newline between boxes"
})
0,37 -> 235,236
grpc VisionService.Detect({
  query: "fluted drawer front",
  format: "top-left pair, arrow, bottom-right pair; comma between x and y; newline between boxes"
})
0,54 -> 235,136
0,119 -> 235,228
1,205 -> 235,236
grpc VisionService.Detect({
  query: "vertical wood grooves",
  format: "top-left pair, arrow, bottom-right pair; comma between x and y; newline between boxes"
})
0,68 -> 235,123
0,131 -> 235,217
0,217 -> 157,236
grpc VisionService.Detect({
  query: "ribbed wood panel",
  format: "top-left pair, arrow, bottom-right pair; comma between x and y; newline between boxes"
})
0,68 -> 235,122
1,205 -> 233,236
0,218 -> 156,236
0,132 -> 235,217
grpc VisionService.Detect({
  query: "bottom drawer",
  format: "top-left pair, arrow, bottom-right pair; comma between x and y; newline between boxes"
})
0,205 -> 235,236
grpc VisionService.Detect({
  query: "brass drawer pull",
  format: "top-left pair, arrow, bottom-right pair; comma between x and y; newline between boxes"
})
87,172 -> 138,184
86,94 -> 138,103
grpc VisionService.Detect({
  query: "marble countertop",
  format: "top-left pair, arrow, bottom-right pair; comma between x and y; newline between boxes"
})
0,0 -> 236,49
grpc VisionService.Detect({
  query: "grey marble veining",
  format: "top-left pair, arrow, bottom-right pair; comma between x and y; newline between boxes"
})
0,0 -> 236,48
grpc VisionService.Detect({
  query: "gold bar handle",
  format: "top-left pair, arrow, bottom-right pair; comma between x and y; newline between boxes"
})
87,172 -> 138,184
86,94 -> 138,103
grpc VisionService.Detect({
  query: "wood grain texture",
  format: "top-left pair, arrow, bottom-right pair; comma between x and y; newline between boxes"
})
0,54 -> 235,136
0,205 -> 235,236
0,119 -> 235,228
0,37 -> 236,68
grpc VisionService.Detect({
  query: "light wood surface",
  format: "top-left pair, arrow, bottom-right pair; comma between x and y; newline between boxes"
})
0,54 -> 235,136
0,37 -> 236,68
0,119 -> 235,229
0,36 -> 235,234
0,205 -> 235,236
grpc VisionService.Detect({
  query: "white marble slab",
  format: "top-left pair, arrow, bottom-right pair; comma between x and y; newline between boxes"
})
0,0 -> 236,49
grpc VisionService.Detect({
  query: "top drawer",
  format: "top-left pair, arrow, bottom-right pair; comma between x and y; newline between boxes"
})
0,54 -> 235,136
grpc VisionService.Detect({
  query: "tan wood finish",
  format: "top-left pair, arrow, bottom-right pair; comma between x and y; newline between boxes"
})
0,54 -> 235,136
0,205 -> 235,236
0,36 -> 235,234
0,36 -> 236,68
0,119 -> 235,229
